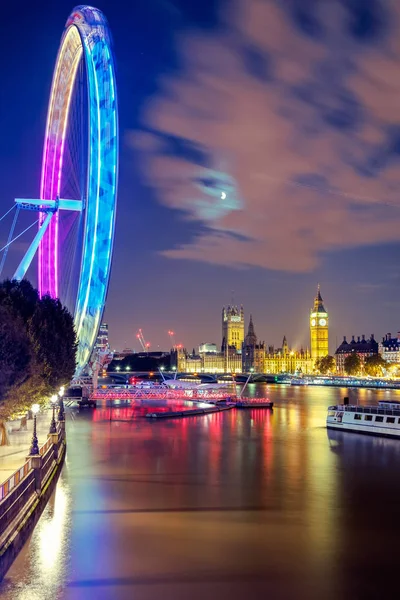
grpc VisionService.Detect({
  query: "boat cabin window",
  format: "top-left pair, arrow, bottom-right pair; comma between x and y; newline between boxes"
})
354,414 -> 362,420
364,415 -> 373,421
328,411 -> 335,417
375,416 -> 384,422
387,417 -> 395,424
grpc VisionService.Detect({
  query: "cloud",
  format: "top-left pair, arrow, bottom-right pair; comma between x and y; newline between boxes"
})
130,0 -> 400,272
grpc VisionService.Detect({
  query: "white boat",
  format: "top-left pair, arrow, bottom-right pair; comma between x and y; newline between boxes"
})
326,401 -> 400,438
290,377 -> 309,386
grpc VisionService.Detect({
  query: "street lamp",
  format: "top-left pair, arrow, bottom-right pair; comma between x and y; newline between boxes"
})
172,366 -> 177,372
160,366 -> 165,372
58,386 -> 65,421
29,404 -> 40,456
49,395 -> 58,434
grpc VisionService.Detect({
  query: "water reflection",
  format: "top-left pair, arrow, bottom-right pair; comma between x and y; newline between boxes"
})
2,384 -> 400,599
2,479 -> 72,599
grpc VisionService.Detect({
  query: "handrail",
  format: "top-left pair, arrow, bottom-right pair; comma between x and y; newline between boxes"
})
0,428 -> 61,501
90,388 -> 237,401
39,437 -> 52,456
329,404 -> 400,417
0,459 -> 32,501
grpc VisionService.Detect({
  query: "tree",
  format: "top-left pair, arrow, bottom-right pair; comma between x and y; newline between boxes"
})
0,280 -> 77,444
0,306 -> 32,398
29,295 -> 77,388
315,355 -> 336,374
364,354 -> 387,377
0,306 -> 33,444
344,353 -> 362,376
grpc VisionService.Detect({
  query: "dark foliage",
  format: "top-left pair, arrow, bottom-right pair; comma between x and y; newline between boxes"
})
0,306 -> 32,398
364,353 -> 387,377
315,355 -> 336,374
344,353 -> 362,376
0,279 -> 77,422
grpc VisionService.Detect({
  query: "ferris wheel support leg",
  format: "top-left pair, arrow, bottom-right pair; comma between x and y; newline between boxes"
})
13,212 -> 54,281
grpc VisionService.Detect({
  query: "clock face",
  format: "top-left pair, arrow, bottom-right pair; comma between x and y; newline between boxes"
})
319,318 -> 327,326
311,319 -> 316,326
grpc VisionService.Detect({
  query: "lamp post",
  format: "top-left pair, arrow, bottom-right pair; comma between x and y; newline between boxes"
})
29,404 -> 40,456
49,394 -> 58,434
58,386 -> 65,422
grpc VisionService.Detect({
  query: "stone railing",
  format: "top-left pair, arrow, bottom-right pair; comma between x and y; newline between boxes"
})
0,421 -> 66,581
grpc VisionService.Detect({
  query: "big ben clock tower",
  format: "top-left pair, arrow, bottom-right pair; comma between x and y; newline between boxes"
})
310,285 -> 329,359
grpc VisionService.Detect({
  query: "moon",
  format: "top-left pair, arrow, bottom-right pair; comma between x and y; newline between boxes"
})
221,191 -> 226,200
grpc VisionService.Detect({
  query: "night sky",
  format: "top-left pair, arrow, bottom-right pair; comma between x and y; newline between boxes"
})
0,0 -> 399,354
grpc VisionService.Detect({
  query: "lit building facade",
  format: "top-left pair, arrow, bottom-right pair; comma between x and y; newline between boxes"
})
176,346 -> 242,374
335,335 -> 378,374
222,305 -> 244,353
176,286 -> 324,375
199,343 -> 217,354
264,338 -> 314,375
310,287 -> 329,359
379,333 -> 400,364
242,315 -> 266,373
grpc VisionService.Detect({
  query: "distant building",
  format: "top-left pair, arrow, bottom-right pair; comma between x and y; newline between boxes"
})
175,303 -> 245,373
199,343 -> 217,354
95,323 -> 109,352
174,285 -> 325,375
222,305 -> 244,353
310,286 -> 329,359
335,335 -> 378,374
175,346 -> 241,374
242,315 -> 265,373
379,333 -> 400,364
113,347 -> 135,360
264,337 -> 313,375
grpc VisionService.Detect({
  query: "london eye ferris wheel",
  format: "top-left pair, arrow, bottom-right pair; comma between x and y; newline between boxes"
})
3,6 -> 118,375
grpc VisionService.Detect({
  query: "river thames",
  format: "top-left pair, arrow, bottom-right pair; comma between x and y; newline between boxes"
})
2,384 -> 400,599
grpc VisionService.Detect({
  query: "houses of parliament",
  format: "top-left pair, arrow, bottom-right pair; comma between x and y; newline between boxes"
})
176,287 -> 329,374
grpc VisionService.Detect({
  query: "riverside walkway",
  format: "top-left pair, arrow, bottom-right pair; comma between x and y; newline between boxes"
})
0,410 -> 54,483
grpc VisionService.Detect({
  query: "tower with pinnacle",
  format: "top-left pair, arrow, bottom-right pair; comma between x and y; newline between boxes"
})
310,285 -> 329,359
242,315 -> 265,372
222,304 -> 244,353
244,314 -> 257,346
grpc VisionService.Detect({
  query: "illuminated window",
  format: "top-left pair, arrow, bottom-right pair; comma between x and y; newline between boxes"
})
364,415 -> 373,421
354,414 -> 362,420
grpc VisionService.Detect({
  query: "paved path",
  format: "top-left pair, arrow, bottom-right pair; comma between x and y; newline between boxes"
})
0,409 -> 56,483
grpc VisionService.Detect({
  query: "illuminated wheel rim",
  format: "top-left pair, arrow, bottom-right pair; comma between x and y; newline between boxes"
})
38,6 -> 118,374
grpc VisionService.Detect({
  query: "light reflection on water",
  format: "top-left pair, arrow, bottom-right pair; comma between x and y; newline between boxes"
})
2,478 -> 72,600
2,384 -> 400,599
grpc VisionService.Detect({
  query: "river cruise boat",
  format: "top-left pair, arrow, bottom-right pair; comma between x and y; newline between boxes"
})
327,401 -> 400,438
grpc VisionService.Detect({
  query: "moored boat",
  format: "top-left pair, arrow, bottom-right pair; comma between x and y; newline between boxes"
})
326,399 -> 400,438
235,399 -> 273,409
